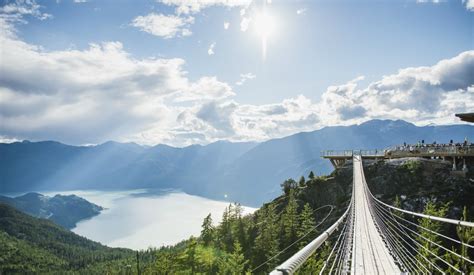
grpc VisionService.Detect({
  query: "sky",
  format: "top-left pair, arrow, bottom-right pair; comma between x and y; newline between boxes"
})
0,0 -> 473,146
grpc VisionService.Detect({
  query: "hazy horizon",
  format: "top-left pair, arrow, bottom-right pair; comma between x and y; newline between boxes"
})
2,118 -> 472,147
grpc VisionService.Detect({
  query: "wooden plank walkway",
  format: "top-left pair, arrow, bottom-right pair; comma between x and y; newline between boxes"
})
351,155 -> 400,274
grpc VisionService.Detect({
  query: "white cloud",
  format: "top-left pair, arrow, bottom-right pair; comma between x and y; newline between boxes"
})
1,17 -> 473,146
418,0 -> 474,11
174,51 -> 474,144
223,21 -> 230,29
173,76 -> 235,102
131,13 -> 194,39
466,0 -> 474,10
73,0 -> 88,3
0,0 -> 52,22
0,19 -> 231,145
235,73 -> 256,86
160,0 -> 251,14
318,51 -> 474,125
296,8 -> 307,15
240,16 -> 251,32
169,95 -> 320,144
208,42 -> 216,55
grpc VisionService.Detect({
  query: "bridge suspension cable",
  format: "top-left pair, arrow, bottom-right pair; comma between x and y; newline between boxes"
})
269,200 -> 352,275
270,155 -> 474,274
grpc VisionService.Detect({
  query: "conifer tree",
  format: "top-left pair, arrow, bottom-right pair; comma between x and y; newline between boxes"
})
201,213 -> 214,246
393,195 -> 404,218
155,250 -> 177,274
218,204 -> 234,252
297,203 -> 316,249
219,240 -> 249,274
416,200 -> 448,272
195,245 -> 217,273
308,171 -> 315,180
182,237 -> 198,273
254,203 -> 280,272
281,178 -> 297,195
281,190 -> 299,248
455,206 -> 474,273
298,176 -> 306,188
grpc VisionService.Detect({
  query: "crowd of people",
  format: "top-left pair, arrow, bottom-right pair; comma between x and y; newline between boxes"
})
389,138 -> 473,154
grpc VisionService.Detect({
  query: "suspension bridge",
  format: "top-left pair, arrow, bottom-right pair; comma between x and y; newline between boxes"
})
270,153 -> 474,274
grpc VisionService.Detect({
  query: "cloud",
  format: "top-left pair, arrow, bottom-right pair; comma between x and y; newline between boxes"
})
173,76 -> 235,102
168,95 -> 320,144
418,0 -> 474,11
173,51 -> 474,145
160,0 -> 251,14
296,8 -> 307,15
235,73 -> 256,86
196,101 -> 237,136
318,51 -> 474,125
465,0 -> 474,10
1,16 -> 473,146
0,0 -> 52,22
240,16 -> 251,32
223,21 -> 230,29
208,42 -> 215,55
131,13 -> 194,38
0,19 -> 231,145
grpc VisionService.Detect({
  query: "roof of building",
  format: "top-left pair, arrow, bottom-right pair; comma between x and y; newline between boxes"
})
455,113 -> 474,123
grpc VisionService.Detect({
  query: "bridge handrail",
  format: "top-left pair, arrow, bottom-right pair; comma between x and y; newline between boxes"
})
367,187 -> 474,228
269,202 -> 352,275
321,150 -> 385,157
320,150 -> 354,157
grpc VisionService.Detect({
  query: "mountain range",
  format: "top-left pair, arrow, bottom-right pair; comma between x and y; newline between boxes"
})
1,119 -> 473,205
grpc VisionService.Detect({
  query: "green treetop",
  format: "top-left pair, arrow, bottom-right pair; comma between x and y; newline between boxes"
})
297,203 -> 316,249
201,213 -> 215,246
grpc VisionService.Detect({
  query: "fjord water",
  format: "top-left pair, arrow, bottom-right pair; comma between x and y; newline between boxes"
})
43,189 -> 256,250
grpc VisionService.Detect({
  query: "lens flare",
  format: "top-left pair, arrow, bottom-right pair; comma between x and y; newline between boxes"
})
254,10 -> 276,60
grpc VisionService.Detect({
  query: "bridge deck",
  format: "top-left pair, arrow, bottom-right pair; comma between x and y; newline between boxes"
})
351,155 -> 400,274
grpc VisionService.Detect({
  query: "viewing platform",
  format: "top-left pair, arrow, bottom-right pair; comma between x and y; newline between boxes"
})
321,144 -> 474,171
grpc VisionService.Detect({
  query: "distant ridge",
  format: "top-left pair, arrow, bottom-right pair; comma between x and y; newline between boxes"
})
1,119 -> 473,205
0,192 -> 103,229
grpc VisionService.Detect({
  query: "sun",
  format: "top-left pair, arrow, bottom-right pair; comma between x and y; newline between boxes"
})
255,11 -> 276,37
254,9 -> 276,60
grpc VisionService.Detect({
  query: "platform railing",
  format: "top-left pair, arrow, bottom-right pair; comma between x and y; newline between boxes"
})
386,144 -> 474,157
320,150 -> 384,158
321,144 -> 474,158
320,150 -> 354,157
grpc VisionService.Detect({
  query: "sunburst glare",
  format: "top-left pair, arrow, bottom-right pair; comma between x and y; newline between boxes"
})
254,9 -> 276,60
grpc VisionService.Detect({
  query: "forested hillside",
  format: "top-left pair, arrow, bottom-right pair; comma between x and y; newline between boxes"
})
0,203 -> 135,273
0,192 -> 103,229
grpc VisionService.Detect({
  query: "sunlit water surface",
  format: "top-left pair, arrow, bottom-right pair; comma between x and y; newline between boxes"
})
43,189 -> 256,250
